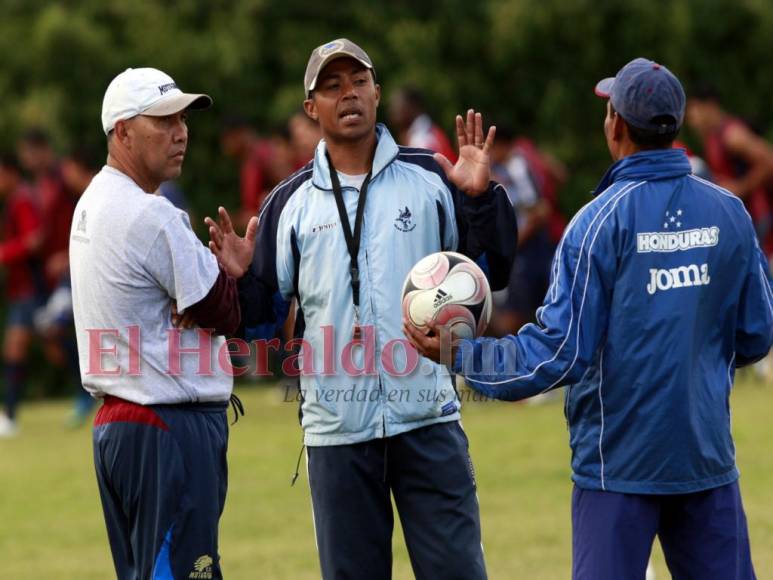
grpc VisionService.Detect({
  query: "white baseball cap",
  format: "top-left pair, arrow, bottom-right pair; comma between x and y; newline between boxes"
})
101,67 -> 212,135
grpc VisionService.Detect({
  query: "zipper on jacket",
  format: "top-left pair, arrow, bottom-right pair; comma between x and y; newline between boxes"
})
363,245 -> 387,438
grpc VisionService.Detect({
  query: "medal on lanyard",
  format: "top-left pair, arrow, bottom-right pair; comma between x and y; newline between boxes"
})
327,152 -> 373,341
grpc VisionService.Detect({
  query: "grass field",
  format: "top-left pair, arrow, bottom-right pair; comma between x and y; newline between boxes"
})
1,374 -> 771,579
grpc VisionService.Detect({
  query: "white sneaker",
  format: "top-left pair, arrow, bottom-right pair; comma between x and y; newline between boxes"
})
0,413 -> 18,438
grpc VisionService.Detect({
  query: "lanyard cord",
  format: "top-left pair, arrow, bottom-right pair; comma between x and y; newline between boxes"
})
326,152 -> 373,323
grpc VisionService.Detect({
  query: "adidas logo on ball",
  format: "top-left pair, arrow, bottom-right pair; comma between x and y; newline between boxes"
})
402,251 -> 492,339
433,289 -> 453,309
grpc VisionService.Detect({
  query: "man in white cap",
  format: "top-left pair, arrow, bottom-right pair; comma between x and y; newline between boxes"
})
70,67 -> 241,579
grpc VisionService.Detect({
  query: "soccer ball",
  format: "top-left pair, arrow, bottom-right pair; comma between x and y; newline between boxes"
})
401,251 -> 492,339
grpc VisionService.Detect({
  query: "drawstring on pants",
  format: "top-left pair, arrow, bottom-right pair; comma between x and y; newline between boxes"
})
229,394 -> 245,425
291,442 -> 306,486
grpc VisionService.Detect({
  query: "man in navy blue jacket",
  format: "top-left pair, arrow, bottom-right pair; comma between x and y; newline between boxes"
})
406,58 -> 772,580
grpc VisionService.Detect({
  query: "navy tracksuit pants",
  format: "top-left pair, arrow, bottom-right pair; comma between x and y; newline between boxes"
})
307,420 -> 487,580
572,482 -> 756,580
93,396 -> 229,580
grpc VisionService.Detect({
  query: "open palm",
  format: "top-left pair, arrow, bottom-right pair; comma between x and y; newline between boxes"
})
434,109 -> 496,197
204,206 -> 258,278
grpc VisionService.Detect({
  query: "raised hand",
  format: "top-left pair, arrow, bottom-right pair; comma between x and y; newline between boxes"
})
434,109 -> 496,197
204,206 -> 258,278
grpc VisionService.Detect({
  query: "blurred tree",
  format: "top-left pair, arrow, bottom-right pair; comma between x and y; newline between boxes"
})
0,0 -> 771,222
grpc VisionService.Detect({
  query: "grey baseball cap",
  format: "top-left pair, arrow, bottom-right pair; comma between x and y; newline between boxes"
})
304,38 -> 374,97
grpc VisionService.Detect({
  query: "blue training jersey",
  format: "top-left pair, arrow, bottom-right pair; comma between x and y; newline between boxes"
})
455,148 -> 773,494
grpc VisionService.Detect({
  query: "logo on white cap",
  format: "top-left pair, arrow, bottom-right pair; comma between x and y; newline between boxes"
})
101,67 -> 211,135
158,82 -> 178,95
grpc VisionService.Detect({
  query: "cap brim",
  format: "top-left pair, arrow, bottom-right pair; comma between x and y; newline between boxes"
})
142,93 -> 213,116
307,52 -> 373,94
594,77 -> 615,98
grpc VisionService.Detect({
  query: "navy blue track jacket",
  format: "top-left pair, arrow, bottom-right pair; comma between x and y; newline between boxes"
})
456,148 -> 773,494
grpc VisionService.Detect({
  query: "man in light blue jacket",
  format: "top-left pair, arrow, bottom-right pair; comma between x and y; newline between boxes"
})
208,39 -> 516,579
408,58 -> 771,580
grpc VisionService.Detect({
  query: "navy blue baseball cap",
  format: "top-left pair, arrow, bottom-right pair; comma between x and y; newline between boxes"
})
595,58 -> 685,135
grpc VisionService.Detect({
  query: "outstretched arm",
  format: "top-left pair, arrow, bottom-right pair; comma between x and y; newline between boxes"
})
405,200 -> 616,401
436,109 -> 517,290
206,199 -> 294,334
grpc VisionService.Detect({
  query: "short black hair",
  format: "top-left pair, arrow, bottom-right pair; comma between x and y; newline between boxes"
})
690,83 -> 721,103
271,120 -> 291,141
398,86 -> 426,110
0,152 -> 22,173
65,147 -> 100,172
611,104 -> 679,149
220,114 -> 251,133
491,120 -> 516,143
20,127 -> 51,147
291,106 -> 317,124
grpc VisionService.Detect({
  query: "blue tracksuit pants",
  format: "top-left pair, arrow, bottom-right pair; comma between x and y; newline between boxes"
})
93,396 -> 229,580
572,482 -> 756,580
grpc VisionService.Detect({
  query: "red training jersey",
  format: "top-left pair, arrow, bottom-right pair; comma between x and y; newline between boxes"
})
0,184 -> 43,300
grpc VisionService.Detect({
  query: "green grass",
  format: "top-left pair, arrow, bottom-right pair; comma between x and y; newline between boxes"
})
1,374 -> 771,579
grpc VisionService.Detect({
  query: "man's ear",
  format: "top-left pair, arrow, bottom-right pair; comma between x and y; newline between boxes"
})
374,83 -> 381,108
113,119 -> 132,147
612,111 -> 626,142
303,98 -> 318,122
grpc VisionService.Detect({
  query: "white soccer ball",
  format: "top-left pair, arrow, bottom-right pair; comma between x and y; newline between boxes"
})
401,251 -> 492,339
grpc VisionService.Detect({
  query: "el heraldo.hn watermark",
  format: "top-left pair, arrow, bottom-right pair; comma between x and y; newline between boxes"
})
82,323 -> 490,379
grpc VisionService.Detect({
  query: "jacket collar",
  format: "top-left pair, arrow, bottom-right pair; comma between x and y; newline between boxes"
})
593,148 -> 692,196
311,123 -> 400,191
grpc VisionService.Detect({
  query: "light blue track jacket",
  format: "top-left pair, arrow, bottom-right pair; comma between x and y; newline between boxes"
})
238,125 -> 517,446
455,148 -> 773,494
